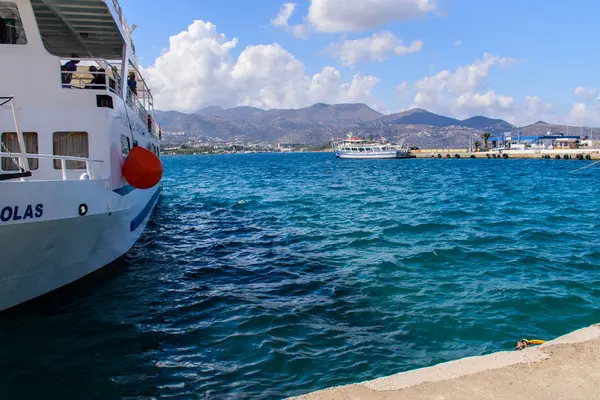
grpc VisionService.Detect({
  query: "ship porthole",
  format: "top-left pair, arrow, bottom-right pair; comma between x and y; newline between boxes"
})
79,203 -> 88,216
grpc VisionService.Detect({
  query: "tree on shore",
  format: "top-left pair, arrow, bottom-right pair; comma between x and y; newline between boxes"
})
474,141 -> 482,151
481,133 -> 492,149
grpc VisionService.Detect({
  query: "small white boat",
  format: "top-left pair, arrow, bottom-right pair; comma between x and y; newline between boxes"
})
333,134 -> 410,159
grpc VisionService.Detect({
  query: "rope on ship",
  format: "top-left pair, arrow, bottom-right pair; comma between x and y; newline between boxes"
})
123,97 -> 137,146
0,96 -> 32,180
0,97 -> 13,108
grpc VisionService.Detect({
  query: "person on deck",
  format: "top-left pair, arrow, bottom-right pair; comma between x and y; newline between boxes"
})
85,65 -> 97,89
88,67 -> 106,89
127,72 -> 137,96
61,56 -> 80,88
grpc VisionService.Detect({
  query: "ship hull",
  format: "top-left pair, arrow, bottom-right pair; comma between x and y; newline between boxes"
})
0,180 -> 160,311
336,151 -> 410,159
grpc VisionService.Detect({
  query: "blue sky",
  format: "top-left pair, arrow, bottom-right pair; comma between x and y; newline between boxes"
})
119,0 -> 600,126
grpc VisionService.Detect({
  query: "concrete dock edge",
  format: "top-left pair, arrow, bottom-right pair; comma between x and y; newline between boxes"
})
292,324 -> 600,399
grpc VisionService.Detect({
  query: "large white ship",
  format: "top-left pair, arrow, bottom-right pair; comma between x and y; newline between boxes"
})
0,0 -> 162,311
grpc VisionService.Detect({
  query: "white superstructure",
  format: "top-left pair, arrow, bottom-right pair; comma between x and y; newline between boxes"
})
0,0 -> 161,311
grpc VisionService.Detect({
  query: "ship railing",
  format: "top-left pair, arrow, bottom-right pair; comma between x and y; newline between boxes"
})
1,96 -> 105,182
109,0 -> 133,48
126,86 -> 161,139
0,152 -> 105,182
59,58 -> 161,139
60,58 -> 123,97
126,86 -> 147,124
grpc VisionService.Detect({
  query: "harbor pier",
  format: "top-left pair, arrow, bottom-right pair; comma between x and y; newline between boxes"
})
293,324 -> 600,400
411,149 -> 600,160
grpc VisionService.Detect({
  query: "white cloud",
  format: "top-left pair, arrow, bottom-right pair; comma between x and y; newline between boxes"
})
574,86 -> 597,102
409,53 -> 523,120
569,88 -> 600,125
142,20 -> 382,112
308,0 -> 437,32
395,80 -> 412,109
453,40 -> 461,46
327,31 -> 422,65
272,3 -> 295,27
570,102 -> 590,123
395,39 -> 424,55
523,96 -> 553,121
414,53 -> 518,96
569,102 -> 600,126
370,102 -> 391,114
398,53 -> 561,125
291,24 -> 308,39
271,3 -> 308,39
454,91 -> 515,114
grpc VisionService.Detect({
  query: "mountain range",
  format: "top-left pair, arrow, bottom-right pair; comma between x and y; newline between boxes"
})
155,103 -> 598,148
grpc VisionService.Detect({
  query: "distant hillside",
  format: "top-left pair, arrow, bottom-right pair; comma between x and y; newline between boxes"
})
264,103 -> 383,124
155,103 -> 598,148
381,109 -> 514,133
518,121 -> 555,135
518,121 -> 600,136
461,116 -> 514,131
197,106 -> 225,115
193,103 -> 382,124
198,106 -> 266,120
382,108 -> 461,127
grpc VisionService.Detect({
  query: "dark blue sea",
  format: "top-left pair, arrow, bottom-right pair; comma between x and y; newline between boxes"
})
1,153 -> 600,399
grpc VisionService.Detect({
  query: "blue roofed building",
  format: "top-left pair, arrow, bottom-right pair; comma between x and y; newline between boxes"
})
488,133 -> 581,150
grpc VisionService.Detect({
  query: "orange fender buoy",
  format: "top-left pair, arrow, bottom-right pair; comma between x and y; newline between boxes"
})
122,145 -> 163,189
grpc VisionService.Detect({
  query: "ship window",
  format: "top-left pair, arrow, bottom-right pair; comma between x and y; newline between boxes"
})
0,2 -> 27,45
1,132 -> 38,170
53,132 -> 89,169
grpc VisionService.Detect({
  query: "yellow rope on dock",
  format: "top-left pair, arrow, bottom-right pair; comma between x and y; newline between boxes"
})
516,339 -> 546,350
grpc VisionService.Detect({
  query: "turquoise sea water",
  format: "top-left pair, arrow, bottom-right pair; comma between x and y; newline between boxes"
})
1,153 -> 600,399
